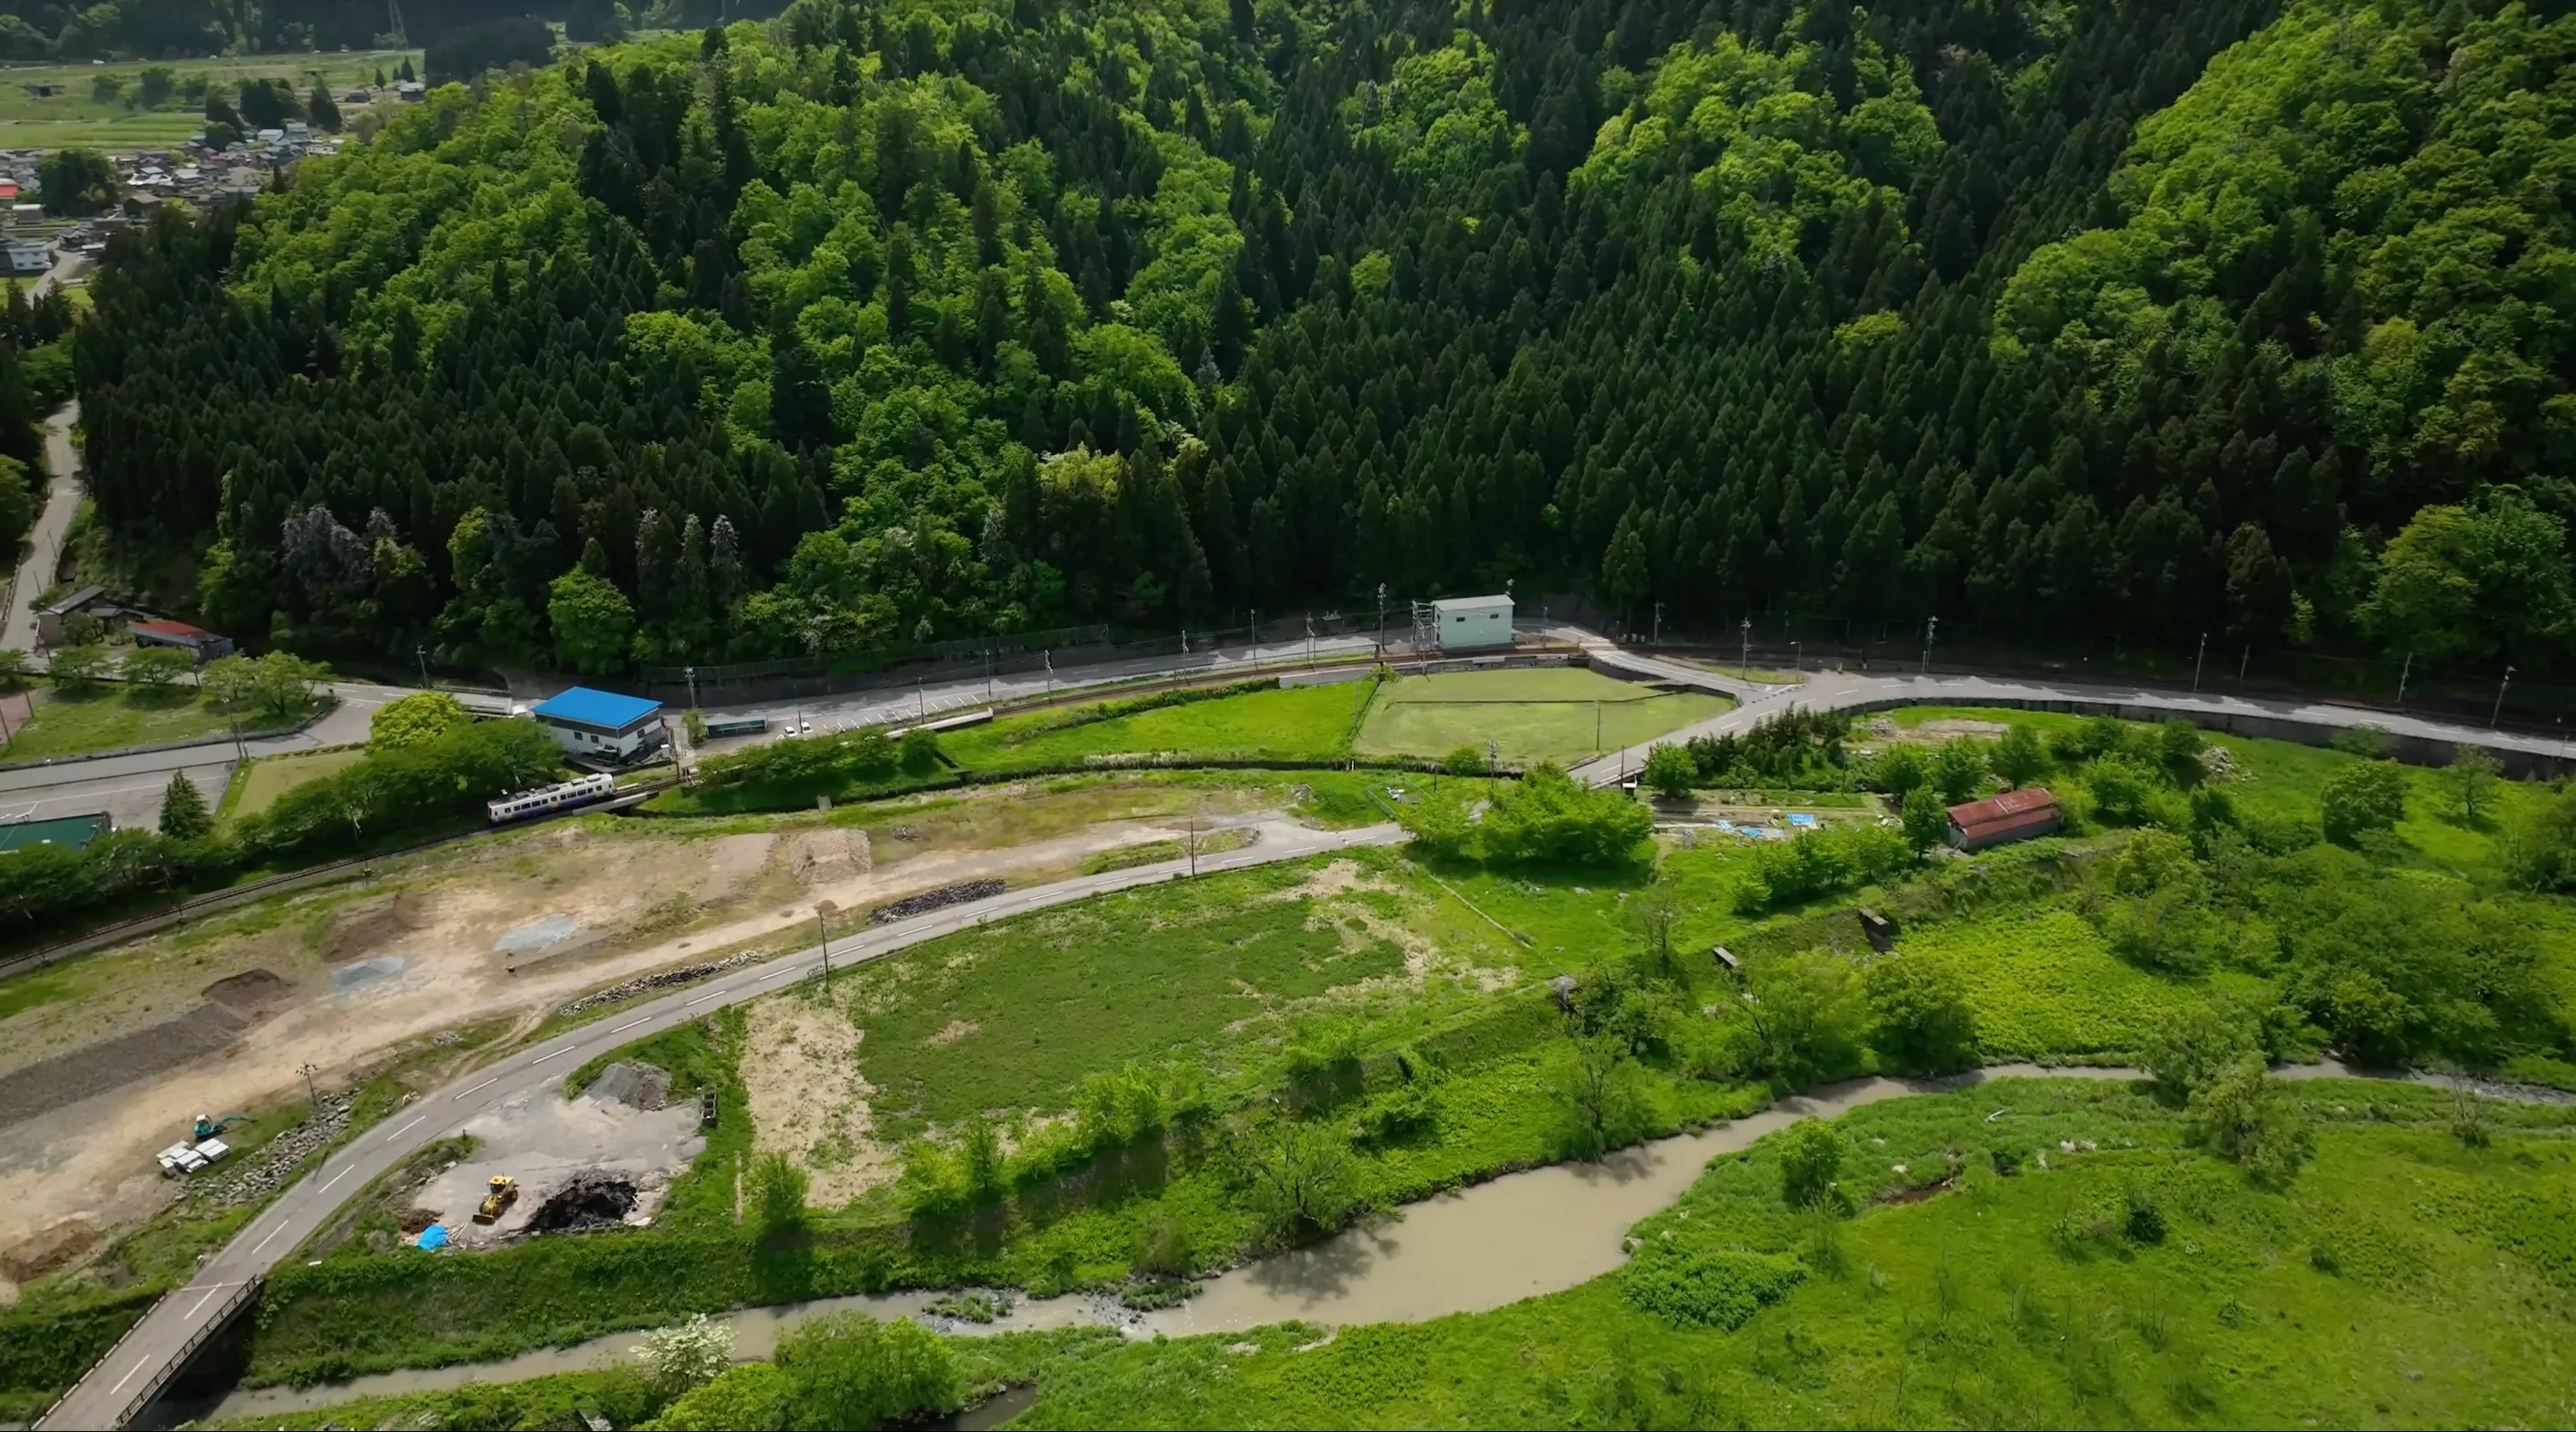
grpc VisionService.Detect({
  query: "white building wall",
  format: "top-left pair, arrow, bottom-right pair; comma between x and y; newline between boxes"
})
1437,600 -> 1514,650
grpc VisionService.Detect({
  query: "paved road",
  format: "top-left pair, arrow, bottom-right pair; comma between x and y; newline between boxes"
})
1563,639 -> 2576,787
0,679 -> 423,828
35,817 -> 1406,1431
2,402 -> 82,655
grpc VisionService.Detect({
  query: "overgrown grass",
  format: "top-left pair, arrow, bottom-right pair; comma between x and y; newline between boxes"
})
1357,667 -> 1729,765
1010,1078 -> 2576,1428
1898,907 -> 2227,1061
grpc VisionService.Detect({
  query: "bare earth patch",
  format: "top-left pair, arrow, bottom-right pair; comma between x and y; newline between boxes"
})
740,997 -> 892,1208
926,1019 -> 979,1046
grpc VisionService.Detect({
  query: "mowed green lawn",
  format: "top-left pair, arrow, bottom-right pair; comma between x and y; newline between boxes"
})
229,747 -> 366,818
1357,667 -> 1729,765
3,682 -> 233,761
940,680 -> 1373,772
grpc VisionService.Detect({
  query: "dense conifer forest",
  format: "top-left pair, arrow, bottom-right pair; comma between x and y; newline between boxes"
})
60,0 -> 2576,678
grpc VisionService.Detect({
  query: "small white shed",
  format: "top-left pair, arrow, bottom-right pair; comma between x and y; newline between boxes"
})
1433,594 -> 1513,651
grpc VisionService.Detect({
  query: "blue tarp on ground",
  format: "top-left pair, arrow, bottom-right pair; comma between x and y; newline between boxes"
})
416,1223 -> 449,1250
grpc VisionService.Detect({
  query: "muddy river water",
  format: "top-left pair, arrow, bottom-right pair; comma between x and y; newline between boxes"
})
202,1059 -> 2531,1422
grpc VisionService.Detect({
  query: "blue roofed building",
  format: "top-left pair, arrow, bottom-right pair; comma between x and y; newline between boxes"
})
528,687 -> 668,763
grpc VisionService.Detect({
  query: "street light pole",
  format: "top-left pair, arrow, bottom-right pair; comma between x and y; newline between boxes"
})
1652,601 -> 1662,646
1739,617 -> 1750,676
415,643 -> 430,689
815,907 -> 831,982
2397,652 -> 2412,707
1044,648 -> 1053,698
1921,616 -> 1937,675
2492,665 -> 2515,728
2193,631 -> 2207,693
1375,583 -> 1386,658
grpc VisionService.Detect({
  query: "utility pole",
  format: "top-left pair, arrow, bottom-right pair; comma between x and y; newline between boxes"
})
1652,601 -> 1662,646
1739,617 -> 1750,676
815,905 -> 831,982
916,676 -> 925,721
1920,616 -> 1937,675
1792,640 -> 1801,673
1305,614 -> 1314,667
1595,701 -> 1602,753
298,1061 -> 321,1110
685,665 -> 698,711
2396,651 -> 2412,707
986,649 -> 995,703
415,643 -> 430,689
2193,631 -> 2207,693
2493,665 -> 2515,728
2238,645 -> 2250,684
1375,583 -> 1386,658
1044,648 -> 1053,698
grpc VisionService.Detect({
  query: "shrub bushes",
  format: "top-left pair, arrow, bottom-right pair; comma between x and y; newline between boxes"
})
1734,822 -> 1914,913
0,718 -> 564,941
1618,1244 -> 1807,1329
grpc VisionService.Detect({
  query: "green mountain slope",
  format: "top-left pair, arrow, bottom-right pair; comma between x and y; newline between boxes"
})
68,0 -> 2576,682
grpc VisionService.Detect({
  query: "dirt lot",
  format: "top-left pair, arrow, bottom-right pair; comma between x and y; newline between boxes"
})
0,781 -> 1297,1288
409,1083 -> 705,1250
740,997 -> 888,1208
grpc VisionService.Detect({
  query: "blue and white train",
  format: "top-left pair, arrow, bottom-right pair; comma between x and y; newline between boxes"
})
487,772 -> 617,824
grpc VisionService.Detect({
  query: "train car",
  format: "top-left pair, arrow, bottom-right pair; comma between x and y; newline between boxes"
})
486,772 -> 617,824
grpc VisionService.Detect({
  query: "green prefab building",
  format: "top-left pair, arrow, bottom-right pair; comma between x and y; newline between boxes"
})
0,813 -> 109,854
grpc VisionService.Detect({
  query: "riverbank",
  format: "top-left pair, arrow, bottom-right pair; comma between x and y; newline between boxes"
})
198,1058 -> 2573,1425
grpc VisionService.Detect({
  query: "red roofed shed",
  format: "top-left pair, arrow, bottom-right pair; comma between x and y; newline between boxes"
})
128,618 -> 234,660
1946,787 -> 2060,851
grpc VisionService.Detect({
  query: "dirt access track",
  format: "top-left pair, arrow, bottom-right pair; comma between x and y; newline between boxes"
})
0,780 -> 1294,1293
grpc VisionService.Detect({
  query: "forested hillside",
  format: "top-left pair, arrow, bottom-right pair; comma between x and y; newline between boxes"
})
68,0 -> 2576,678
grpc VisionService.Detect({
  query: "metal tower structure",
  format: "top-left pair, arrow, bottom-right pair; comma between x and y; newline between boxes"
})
388,0 -> 407,46
1409,600 -> 1440,662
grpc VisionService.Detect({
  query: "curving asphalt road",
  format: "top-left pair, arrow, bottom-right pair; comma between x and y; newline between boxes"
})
36,818 -> 1406,1431
1563,637 -> 2576,788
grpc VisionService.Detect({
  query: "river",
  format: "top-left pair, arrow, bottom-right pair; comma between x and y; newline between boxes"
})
199,1059 -> 2556,1423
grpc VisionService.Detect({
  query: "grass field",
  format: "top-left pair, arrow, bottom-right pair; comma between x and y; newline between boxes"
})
0,51 -> 414,151
229,746 -> 366,818
1,681 -> 234,761
1357,667 -> 1730,764
180,705 -> 2576,1405
939,680 -> 1373,772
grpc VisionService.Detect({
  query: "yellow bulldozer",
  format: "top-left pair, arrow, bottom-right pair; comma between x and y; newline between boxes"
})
471,1175 -> 518,1224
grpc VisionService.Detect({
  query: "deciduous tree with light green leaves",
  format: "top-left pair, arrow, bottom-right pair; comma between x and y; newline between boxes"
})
370,691 -> 471,752
1641,742 -> 1695,799
549,566 -> 635,676
2320,760 -> 2408,846
2361,488 -> 2575,667
120,645 -> 193,688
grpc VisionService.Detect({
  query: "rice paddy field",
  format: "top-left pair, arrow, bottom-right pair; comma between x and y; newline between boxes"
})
0,52 -> 415,151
